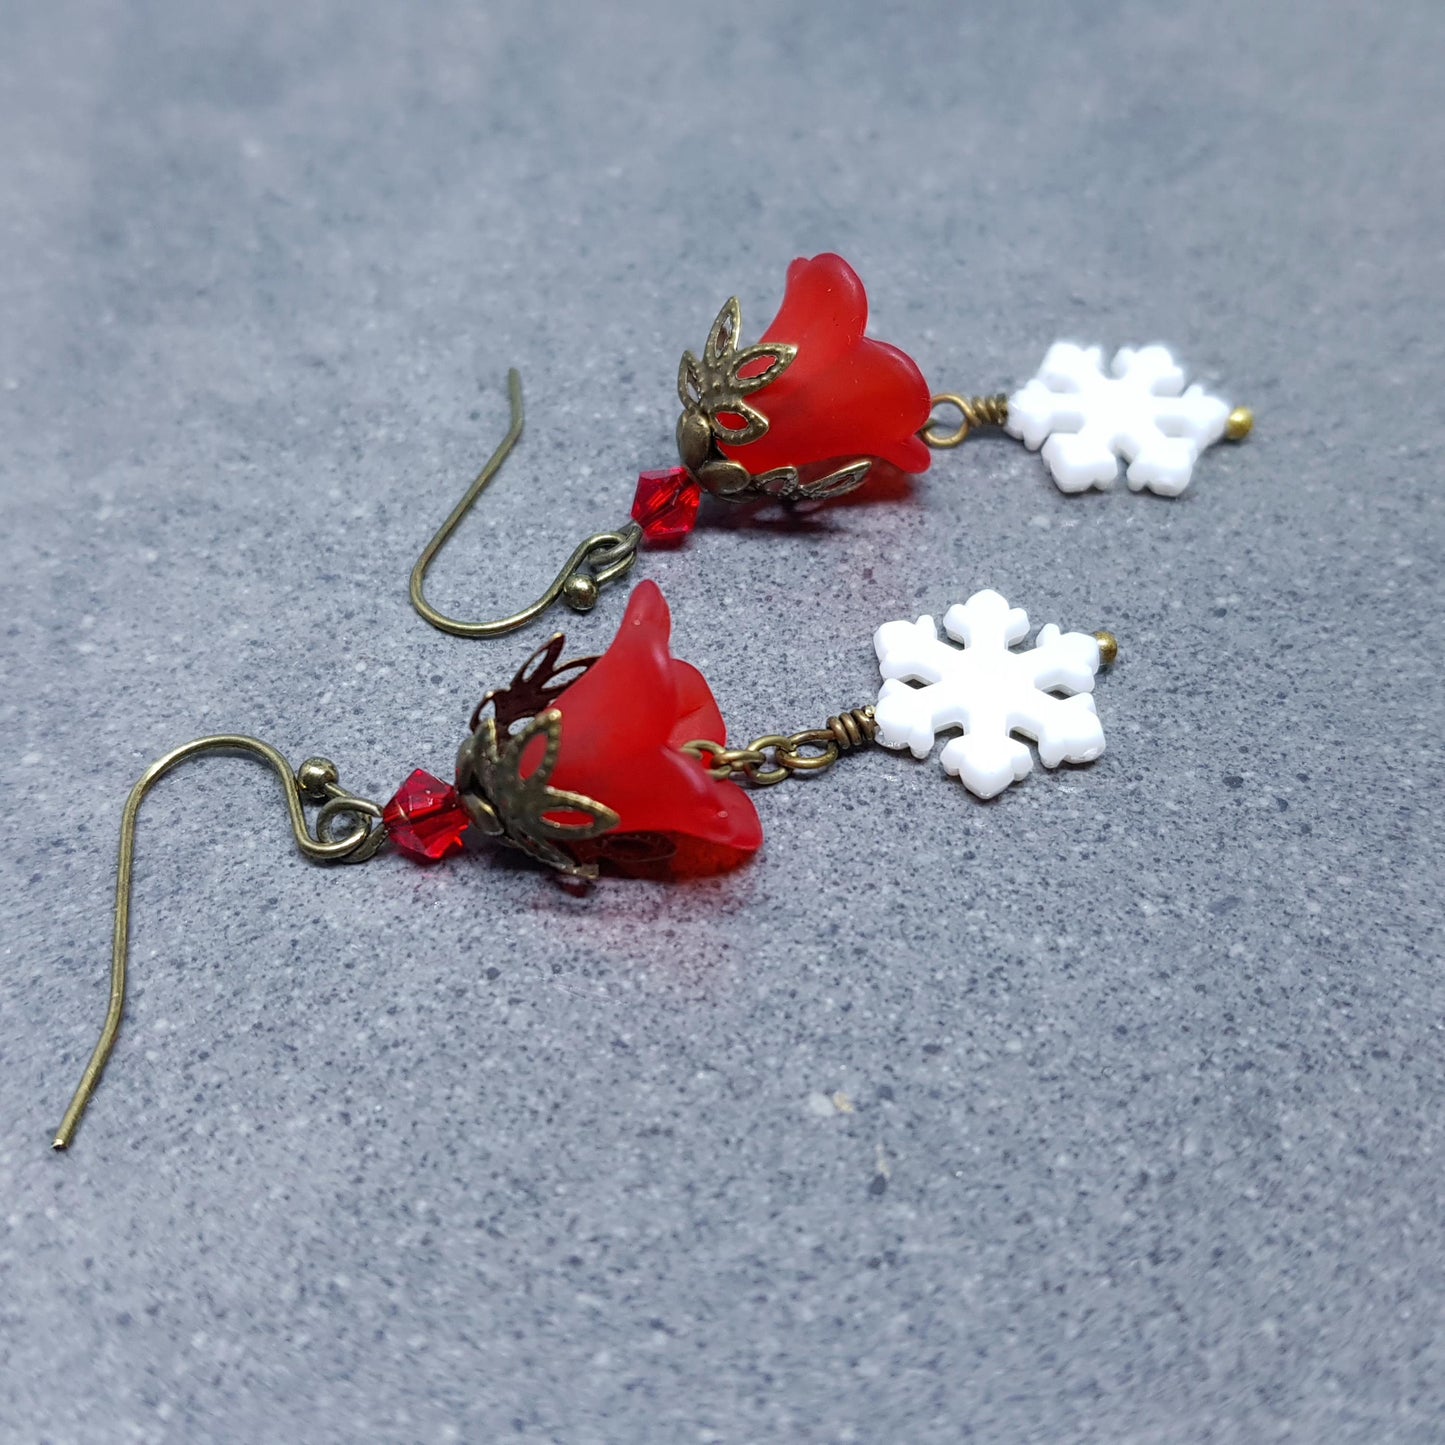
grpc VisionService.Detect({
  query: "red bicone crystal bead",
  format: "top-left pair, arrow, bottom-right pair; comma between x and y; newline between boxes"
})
630,467 -> 702,545
383,768 -> 470,863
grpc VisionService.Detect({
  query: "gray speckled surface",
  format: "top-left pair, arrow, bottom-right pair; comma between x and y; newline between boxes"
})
2,2 -> 1443,1441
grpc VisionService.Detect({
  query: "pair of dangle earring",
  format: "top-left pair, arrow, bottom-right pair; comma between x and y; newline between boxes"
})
55,249 -> 1259,1148
411,252 -> 1253,640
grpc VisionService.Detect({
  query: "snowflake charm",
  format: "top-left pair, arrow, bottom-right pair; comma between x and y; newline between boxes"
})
873,589 -> 1107,799
1006,341 -> 1234,496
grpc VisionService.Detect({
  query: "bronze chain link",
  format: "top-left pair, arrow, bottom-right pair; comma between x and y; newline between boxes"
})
683,707 -> 877,788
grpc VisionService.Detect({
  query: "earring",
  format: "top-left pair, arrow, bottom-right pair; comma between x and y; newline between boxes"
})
409,252 -> 1252,639
53,579 -> 1117,1150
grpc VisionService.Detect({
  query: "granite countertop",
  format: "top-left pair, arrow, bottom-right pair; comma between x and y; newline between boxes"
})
2,2 -> 1442,1440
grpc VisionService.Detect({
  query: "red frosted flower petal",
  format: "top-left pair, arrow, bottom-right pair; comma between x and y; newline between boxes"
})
718,253 -> 933,478
540,580 -> 762,871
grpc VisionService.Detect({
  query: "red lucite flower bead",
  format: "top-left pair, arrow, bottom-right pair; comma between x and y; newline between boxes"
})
631,467 -> 702,545
384,768 -> 471,862
536,579 -> 762,874
719,252 -> 933,478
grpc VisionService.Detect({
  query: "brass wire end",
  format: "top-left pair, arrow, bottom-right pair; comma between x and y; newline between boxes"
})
1225,406 -> 1254,442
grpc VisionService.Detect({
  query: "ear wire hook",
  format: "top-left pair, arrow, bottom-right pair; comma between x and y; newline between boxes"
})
52,736 -> 385,1152
409,369 -> 644,639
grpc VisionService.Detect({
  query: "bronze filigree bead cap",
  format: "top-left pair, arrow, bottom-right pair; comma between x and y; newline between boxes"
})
454,635 -> 617,879
676,294 -> 796,498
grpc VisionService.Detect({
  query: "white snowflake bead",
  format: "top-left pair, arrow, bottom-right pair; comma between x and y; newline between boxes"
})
1007,341 -> 1232,496
873,588 -> 1106,799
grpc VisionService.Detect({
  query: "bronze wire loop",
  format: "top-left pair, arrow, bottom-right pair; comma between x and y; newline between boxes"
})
921,392 -> 1253,451
52,737 -> 385,1152
920,392 -> 1011,449
409,368 -> 643,639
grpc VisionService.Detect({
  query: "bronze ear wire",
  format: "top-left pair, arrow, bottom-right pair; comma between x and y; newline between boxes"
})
51,738 -> 385,1151
408,369 -> 643,639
